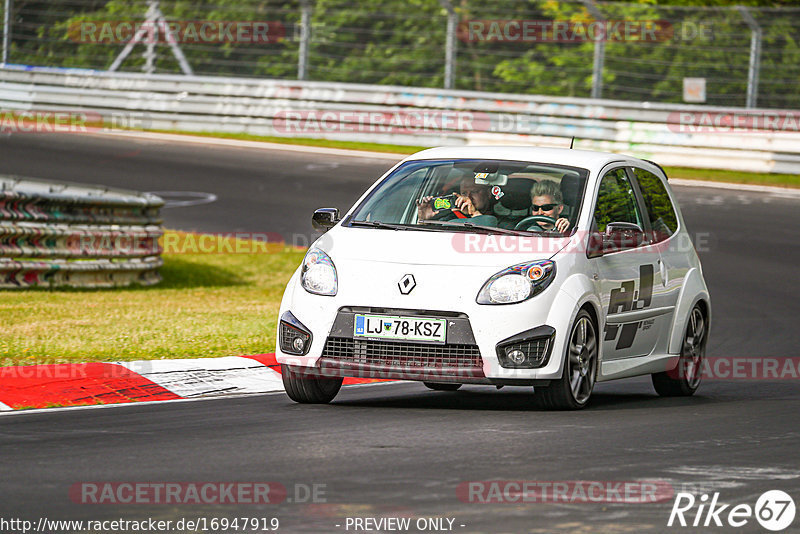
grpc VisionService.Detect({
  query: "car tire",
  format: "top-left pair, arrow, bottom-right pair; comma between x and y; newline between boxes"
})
535,309 -> 598,410
423,382 -> 462,391
652,305 -> 706,397
281,364 -> 343,404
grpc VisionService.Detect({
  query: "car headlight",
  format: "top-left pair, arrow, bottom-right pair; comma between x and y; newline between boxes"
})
477,260 -> 555,305
301,248 -> 338,296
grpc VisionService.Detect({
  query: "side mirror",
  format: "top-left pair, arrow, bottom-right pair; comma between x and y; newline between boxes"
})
587,222 -> 644,258
312,208 -> 340,231
605,222 -> 645,252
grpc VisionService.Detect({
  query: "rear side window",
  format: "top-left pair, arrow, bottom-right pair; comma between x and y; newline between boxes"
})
633,168 -> 679,242
593,168 -> 643,232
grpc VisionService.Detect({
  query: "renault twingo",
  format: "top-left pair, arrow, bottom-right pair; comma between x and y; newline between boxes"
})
277,147 -> 710,409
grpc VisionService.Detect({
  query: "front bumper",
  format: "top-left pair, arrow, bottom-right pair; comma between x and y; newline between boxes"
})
278,304 -> 569,385
276,255 -> 583,382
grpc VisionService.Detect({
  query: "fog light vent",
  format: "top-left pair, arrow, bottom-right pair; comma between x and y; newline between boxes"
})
279,312 -> 312,355
495,326 -> 555,369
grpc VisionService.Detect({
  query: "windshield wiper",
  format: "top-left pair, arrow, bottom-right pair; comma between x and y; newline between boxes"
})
349,220 -> 411,230
349,220 -> 443,231
420,220 -> 535,236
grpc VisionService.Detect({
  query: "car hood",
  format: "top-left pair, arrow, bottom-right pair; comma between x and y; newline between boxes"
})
313,225 -> 569,267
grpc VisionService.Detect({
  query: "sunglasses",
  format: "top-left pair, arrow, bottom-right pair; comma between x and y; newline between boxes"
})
531,203 -> 557,211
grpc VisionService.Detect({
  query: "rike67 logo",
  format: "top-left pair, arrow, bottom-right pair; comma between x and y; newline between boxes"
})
668,490 -> 796,531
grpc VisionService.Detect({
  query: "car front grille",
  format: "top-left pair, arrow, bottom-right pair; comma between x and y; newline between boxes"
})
318,337 -> 484,378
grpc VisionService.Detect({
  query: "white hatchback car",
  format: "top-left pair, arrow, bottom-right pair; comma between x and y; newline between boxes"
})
276,147 -> 710,409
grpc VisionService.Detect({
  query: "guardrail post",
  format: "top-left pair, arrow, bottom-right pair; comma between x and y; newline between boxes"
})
2,0 -> 10,66
581,0 -> 605,99
439,0 -> 457,90
298,0 -> 311,81
737,5 -> 762,108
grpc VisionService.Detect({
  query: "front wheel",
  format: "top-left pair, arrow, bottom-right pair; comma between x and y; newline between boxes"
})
281,364 -> 343,404
652,305 -> 706,397
535,310 -> 598,410
423,382 -> 462,391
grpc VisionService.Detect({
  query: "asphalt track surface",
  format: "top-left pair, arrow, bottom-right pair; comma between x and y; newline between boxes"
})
2,133 -> 800,533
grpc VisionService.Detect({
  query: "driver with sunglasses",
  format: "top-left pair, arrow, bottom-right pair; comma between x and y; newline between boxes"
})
530,180 -> 571,233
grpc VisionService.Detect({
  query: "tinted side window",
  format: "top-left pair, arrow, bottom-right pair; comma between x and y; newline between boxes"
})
593,168 -> 643,232
634,168 -> 679,242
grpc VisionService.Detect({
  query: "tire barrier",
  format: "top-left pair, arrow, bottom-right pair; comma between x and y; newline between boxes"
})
0,176 -> 164,289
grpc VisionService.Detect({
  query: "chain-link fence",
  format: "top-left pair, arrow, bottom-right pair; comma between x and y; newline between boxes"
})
2,0 -> 799,109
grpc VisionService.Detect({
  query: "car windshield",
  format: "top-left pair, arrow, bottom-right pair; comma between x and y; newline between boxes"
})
347,159 -> 589,235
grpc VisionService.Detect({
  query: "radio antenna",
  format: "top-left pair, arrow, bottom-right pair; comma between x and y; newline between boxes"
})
570,137 -> 575,149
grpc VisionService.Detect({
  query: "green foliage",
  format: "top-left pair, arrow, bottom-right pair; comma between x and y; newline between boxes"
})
4,0 -> 800,108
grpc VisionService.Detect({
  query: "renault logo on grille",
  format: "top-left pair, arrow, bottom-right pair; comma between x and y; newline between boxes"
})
398,274 -> 416,295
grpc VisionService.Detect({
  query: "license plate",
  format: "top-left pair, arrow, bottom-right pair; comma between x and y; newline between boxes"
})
354,314 -> 446,343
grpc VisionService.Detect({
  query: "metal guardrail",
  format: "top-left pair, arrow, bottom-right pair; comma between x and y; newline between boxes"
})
0,175 -> 164,288
1,66 -> 799,174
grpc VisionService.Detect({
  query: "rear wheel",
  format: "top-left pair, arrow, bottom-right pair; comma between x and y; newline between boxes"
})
423,382 -> 462,391
652,305 -> 706,397
536,310 -> 598,410
281,364 -> 343,404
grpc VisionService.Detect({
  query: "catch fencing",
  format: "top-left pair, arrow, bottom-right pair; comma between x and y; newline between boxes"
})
0,175 -> 164,288
1,66 -> 799,174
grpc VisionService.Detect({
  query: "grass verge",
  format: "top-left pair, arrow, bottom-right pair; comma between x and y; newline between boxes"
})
663,166 -> 800,188
148,129 -> 800,189
1,231 -> 304,366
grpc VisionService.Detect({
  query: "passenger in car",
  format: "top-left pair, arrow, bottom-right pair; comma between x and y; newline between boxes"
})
530,180 -> 571,233
417,177 -> 498,226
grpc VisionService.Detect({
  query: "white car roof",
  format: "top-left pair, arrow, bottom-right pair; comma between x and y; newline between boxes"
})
402,146 -> 642,172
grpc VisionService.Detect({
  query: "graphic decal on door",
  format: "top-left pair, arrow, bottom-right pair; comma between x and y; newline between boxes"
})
604,264 -> 654,350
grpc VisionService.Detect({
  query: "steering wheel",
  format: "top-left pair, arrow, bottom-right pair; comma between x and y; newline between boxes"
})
514,215 -> 557,232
